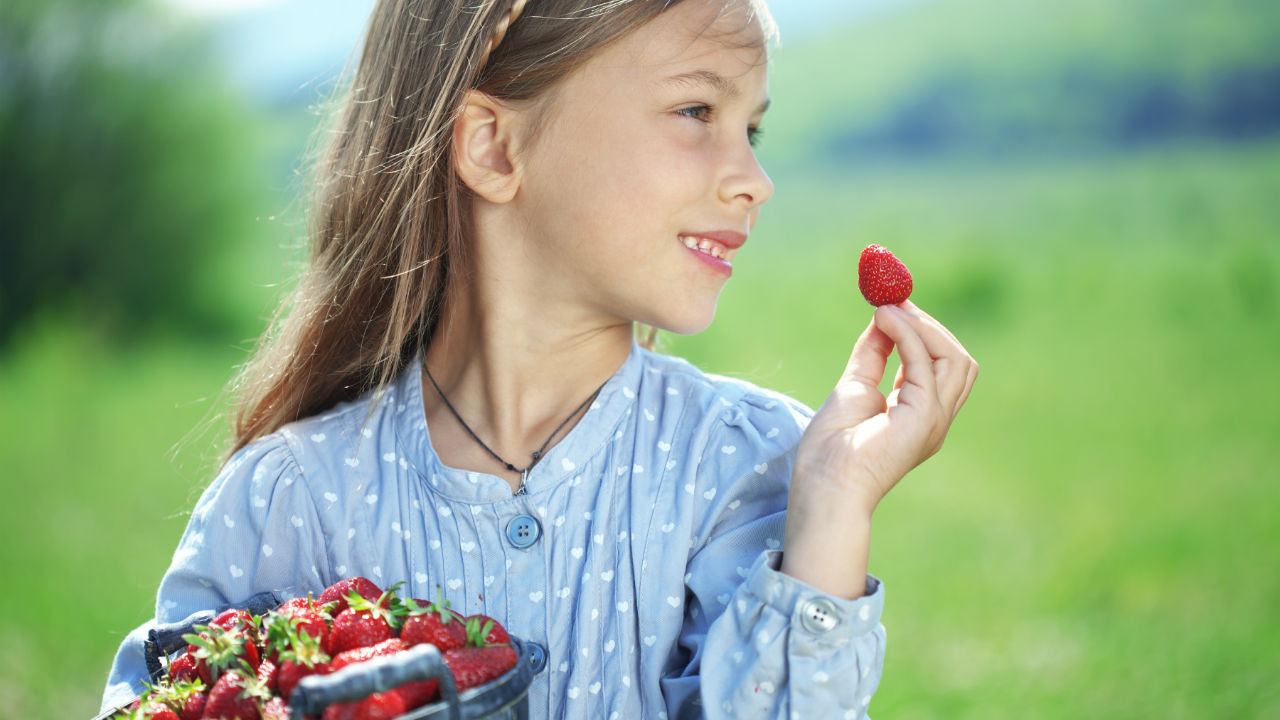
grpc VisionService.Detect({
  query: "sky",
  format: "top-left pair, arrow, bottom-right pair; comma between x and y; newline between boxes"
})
159,0 -> 921,101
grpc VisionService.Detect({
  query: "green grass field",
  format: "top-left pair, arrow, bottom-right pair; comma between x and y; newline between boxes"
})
2,141 -> 1277,717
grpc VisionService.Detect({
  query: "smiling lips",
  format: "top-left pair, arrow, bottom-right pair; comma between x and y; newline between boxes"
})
678,230 -> 747,266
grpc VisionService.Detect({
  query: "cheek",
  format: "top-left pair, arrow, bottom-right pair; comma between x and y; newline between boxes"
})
523,113 -> 712,243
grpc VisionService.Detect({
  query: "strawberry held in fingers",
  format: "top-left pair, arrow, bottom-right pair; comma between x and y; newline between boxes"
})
858,244 -> 913,306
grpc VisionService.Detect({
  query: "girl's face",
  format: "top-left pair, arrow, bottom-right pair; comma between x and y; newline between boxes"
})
514,0 -> 773,336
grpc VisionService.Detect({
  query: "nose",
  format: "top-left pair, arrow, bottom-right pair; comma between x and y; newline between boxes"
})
720,142 -> 774,212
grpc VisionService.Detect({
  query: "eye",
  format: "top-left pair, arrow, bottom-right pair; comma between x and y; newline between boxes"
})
676,104 -> 713,122
677,104 -> 764,148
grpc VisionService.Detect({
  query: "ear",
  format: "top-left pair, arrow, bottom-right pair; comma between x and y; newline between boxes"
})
453,90 -> 523,203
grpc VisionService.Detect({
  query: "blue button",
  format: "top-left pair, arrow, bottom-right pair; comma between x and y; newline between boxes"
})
505,514 -> 541,549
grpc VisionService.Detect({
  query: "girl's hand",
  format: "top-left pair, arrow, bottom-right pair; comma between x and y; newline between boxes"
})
796,301 -> 978,513
782,301 -> 977,597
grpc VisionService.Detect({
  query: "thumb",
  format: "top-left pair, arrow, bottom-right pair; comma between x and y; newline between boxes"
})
822,316 -> 894,425
841,316 -> 895,389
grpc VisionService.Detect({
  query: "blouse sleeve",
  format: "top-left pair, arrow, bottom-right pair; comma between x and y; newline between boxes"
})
100,435 -> 329,712
660,394 -> 887,719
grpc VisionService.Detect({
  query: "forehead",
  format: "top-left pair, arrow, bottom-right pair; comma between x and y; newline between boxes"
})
590,0 -> 770,84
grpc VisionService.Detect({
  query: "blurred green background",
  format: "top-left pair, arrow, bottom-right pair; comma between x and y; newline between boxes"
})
2,0 -> 1278,717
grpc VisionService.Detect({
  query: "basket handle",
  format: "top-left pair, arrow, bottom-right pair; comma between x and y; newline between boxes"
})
143,590 -> 281,681
289,644 -> 462,720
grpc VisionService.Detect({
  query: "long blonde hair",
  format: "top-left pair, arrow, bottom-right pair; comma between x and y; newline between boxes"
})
227,0 -> 772,458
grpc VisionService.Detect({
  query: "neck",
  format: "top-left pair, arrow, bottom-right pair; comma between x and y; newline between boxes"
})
423,239 -> 633,487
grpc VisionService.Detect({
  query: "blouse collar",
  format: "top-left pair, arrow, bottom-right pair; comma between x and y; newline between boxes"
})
392,340 -> 646,503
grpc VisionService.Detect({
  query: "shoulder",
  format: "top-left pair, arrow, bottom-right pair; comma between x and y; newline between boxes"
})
270,381 -> 403,481
634,347 -> 812,453
634,350 -> 810,542
213,378 -> 402,502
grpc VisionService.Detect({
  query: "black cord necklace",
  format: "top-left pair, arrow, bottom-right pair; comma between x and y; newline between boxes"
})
423,363 -> 607,496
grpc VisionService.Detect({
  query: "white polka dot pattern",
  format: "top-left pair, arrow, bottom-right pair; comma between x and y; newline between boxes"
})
103,342 -> 887,719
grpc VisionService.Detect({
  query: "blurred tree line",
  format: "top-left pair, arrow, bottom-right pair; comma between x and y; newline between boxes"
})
764,0 -> 1280,167
0,0 -> 266,345
830,63 -> 1280,159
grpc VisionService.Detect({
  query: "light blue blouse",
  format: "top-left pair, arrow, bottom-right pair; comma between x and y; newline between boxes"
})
103,342 -> 886,718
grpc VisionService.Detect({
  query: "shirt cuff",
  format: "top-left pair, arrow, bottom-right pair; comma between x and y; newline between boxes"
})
745,549 -> 884,644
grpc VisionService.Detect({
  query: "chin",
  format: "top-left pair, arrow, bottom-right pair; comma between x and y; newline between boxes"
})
645,304 -> 718,337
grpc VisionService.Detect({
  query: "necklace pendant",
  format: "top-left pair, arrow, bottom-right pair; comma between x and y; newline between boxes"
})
515,468 -> 529,496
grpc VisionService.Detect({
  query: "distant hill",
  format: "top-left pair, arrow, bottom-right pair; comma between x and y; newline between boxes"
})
760,0 -> 1280,168
209,0 -> 924,103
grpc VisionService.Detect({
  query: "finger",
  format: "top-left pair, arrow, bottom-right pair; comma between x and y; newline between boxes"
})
955,356 -> 979,416
841,315 -> 895,389
891,303 -> 972,411
901,300 -> 962,346
873,305 -> 937,407
902,302 -> 977,416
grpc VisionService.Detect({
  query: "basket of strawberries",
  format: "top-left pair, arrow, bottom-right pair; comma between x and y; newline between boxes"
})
99,576 -> 546,720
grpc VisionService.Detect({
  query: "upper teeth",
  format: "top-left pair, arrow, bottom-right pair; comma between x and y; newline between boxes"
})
680,235 -> 727,259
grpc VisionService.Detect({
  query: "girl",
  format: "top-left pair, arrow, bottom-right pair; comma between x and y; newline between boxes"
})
103,0 -> 978,717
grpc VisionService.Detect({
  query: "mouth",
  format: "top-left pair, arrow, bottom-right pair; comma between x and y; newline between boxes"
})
677,230 -> 747,264
679,235 -> 732,260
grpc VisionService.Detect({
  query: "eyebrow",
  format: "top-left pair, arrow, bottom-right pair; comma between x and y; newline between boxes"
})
662,70 -> 772,114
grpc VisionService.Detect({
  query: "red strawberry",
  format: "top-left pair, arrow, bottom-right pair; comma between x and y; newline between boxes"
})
138,701 -> 180,720
144,679 -> 207,720
317,577 -> 383,617
260,697 -> 289,720
210,608 -> 256,635
324,638 -> 436,710
262,599 -> 331,664
398,678 -> 439,710
464,614 -> 509,647
329,607 -> 395,654
858,244 -> 913,306
200,670 -> 265,720
275,596 -> 332,647
276,657 -> 329,703
319,690 -> 406,720
327,638 -> 406,674
255,657 -> 278,695
400,597 -> 466,652
180,691 -> 206,720
328,589 -> 400,654
271,616 -> 332,702
442,645 -> 518,691
184,622 -> 260,685
167,651 -> 200,684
